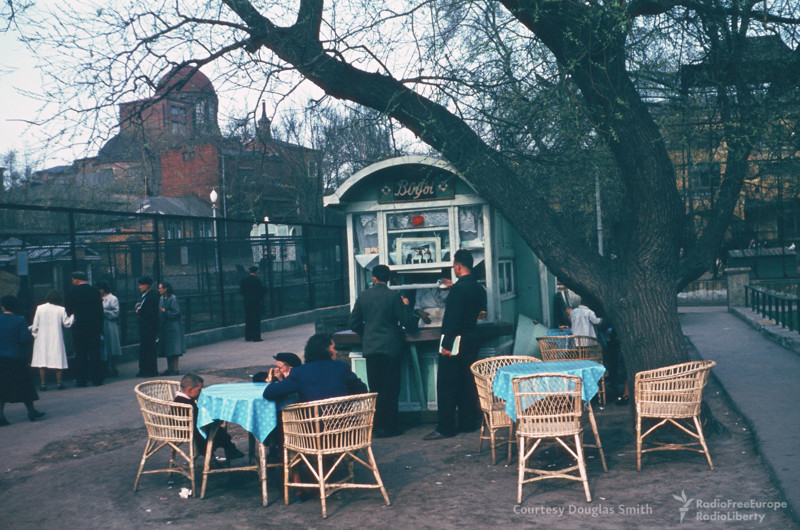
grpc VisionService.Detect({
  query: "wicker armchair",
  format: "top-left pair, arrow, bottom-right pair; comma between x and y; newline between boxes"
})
133,380 -> 196,495
513,373 -> 592,503
281,393 -> 390,518
635,360 -> 716,471
537,335 -> 607,405
470,355 -> 538,464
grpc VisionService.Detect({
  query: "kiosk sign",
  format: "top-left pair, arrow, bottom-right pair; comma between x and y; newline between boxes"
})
378,175 -> 455,203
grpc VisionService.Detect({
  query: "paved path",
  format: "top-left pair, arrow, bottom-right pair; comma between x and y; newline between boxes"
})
680,306 -> 800,519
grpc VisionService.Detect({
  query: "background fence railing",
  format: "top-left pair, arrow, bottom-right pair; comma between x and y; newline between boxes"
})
745,284 -> 800,331
0,203 -> 347,346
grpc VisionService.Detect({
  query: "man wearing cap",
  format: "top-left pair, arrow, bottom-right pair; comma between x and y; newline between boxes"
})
252,352 -> 302,462
240,266 -> 265,342
425,249 -> 487,440
348,264 -> 412,437
252,352 -> 303,384
135,276 -> 159,377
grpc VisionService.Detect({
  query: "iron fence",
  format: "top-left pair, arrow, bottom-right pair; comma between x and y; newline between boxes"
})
0,202 -> 347,345
744,284 -> 800,331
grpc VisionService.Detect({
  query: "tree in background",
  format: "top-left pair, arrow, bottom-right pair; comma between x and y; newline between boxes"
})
6,1 -> 800,382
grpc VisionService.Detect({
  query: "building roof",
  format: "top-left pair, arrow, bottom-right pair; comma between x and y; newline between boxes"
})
156,66 -> 215,95
136,196 -> 212,217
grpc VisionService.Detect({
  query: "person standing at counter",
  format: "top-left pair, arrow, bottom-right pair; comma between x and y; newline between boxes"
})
348,264 -> 412,438
425,249 -> 487,441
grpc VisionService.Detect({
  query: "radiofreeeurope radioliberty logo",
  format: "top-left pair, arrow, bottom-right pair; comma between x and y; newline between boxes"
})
673,490 -> 787,524
673,491 -> 694,523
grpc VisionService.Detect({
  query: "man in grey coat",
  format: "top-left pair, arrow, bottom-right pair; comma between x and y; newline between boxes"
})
348,264 -> 412,437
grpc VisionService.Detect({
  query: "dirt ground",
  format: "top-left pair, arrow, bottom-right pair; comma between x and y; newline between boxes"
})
0,357 -> 796,530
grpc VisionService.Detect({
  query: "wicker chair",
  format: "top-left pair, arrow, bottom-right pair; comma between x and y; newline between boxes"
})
133,380 -> 196,496
537,335 -> 607,405
513,373 -> 592,503
635,360 -> 716,471
281,393 -> 390,518
470,355 -> 538,464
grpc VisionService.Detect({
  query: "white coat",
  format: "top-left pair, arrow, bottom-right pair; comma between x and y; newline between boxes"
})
31,303 -> 74,370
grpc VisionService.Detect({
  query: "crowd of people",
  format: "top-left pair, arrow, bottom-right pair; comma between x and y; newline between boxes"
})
0,273 -> 189,426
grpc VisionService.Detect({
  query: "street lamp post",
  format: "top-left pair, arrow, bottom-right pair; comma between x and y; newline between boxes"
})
210,188 -> 226,324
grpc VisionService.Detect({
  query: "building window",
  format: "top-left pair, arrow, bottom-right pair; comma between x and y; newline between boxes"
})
498,259 -> 515,299
182,151 -> 195,162
171,122 -> 186,136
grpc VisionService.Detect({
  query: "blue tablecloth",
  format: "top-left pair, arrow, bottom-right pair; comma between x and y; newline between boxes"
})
197,383 -> 277,443
492,360 -> 606,421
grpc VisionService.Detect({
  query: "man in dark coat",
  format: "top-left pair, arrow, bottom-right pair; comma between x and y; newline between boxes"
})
348,264 -> 411,437
263,333 -> 367,403
135,276 -> 159,377
65,271 -> 104,387
240,266 -> 265,342
425,249 -> 487,440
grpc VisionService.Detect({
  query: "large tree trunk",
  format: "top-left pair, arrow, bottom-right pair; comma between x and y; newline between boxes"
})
603,279 -> 686,384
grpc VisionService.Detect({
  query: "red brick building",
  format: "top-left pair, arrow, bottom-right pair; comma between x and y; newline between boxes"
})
28,66 -> 323,223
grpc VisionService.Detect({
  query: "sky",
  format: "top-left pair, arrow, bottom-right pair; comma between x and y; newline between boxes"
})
0,29 -> 57,166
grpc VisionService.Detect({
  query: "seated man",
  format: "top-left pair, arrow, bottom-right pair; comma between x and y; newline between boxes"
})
263,333 -> 367,403
252,351 -> 303,383
174,373 -> 245,462
251,352 -> 302,462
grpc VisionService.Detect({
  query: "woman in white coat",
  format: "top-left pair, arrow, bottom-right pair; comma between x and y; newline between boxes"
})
31,290 -> 74,390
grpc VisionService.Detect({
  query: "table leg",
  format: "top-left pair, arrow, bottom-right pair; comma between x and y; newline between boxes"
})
585,402 -> 608,472
200,423 -> 220,499
258,440 -> 268,506
408,344 -> 427,411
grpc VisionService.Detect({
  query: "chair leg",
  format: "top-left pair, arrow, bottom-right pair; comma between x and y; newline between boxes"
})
585,403 -> 607,472
489,426 -> 498,465
636,412 -> 643,471
507,425 -> 514,465
574,434 -> 591,502
317,454 -> 327,519
200,434 -> 216,499
283,447 -> 290,505
478,418 -> 486,454
598,377 -> 606,406
693,415 -> 714,470
516,435 -> 525,504
366,446 -> 391,506
133,438 -> 155,492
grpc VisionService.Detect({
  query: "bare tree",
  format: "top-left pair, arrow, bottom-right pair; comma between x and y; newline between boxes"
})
11,0 -> 800,379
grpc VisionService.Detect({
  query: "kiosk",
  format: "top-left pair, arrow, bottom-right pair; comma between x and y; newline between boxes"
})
325,156 -> 556,412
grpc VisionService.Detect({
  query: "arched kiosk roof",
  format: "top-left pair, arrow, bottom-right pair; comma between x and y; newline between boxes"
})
323,155 -> 476,208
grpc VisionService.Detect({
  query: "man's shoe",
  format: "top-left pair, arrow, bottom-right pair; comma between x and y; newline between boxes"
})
0,418 -> 10,426
28,410 -> 45,422
423,430 -> 453,441
252,338 -> 263,342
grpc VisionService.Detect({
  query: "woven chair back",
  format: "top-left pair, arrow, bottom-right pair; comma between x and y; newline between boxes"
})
135,380 -> 193,444
513,373 -> 583,437
471,356 -> 539,412
538,335 -> 603,363
635,360 -> 716,419
282,393 -> 377,455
